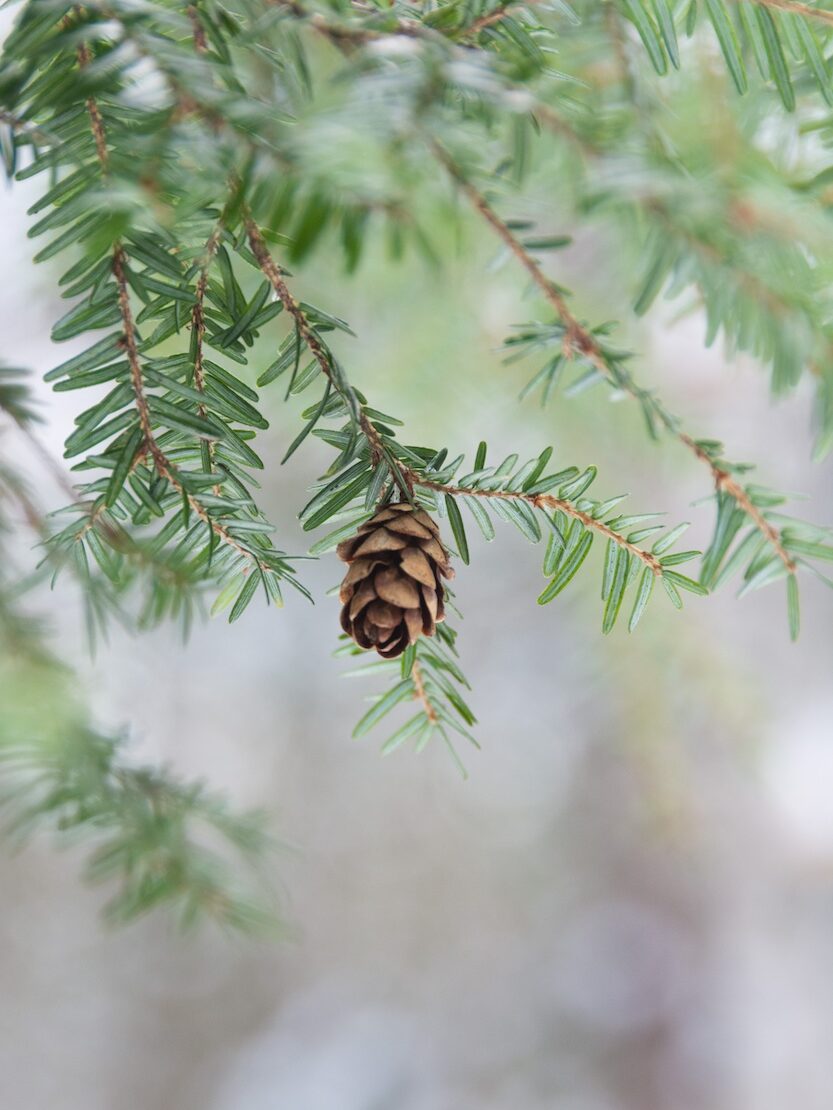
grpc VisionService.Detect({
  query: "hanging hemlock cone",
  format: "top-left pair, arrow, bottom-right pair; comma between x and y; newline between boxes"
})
337,502 -> 454,658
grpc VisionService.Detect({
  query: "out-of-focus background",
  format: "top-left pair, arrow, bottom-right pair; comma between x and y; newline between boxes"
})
3,110 -> 833,1110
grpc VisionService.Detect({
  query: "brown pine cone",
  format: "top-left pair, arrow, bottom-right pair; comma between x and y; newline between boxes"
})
337,502 -> 454,658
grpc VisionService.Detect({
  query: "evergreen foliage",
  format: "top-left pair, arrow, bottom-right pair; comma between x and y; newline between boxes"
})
2,0 -> 832,925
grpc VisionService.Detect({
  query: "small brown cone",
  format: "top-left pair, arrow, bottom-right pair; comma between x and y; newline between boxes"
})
337,502 -> 454,658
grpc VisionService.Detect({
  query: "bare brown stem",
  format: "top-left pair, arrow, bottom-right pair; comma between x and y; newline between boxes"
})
414,475 -> 663,573
430,140 -> 596,361
411,658 -> 439,723
245,220 -> 335,384
679,434 -> 797,573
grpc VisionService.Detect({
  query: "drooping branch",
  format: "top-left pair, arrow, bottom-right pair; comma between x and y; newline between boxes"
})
243,179 -> 667,575
430,142 -> 798,577
245,218 -> 667,575
249,3 -> 812,575
75,3 -> 801,585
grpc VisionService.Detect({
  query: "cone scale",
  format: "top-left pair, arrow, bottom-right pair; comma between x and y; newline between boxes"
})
337,502 -> 454,658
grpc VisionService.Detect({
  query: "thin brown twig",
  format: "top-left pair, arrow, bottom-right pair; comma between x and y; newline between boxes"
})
2,379 -> 147,543
245,219 -> 336,386
411,658 -> 439,723
273,0 -> 544,46
680,434 -> 796,571
1,429 -> 172,595
430,139 -> 592,359
77,43 -> 110,166
465,7 -> 515,33
645,199 -> 800,324
430,141 -> 798,576
516,18 -> 830,344
524,86 -> 822,351
244,217 -> 393,472
414,475 -> 664,572
187,4 -> 209,52
513,118 -> 812,580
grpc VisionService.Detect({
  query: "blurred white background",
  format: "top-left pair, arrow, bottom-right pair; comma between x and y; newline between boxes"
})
2,119 -> 833,1110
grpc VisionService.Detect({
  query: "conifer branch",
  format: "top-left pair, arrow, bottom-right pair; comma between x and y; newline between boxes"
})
110,246 -> 262,568
430,142 -> 798,579
272,0 -> 545,45
192,228 -> 220,408
644,198 -> 815,331
0,706 -> 281,930
679,434 -> 797,573
430,141 -> 589,356
413,475 -> 663,573
78,51 -> 275,577
245,220 -> 343,392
